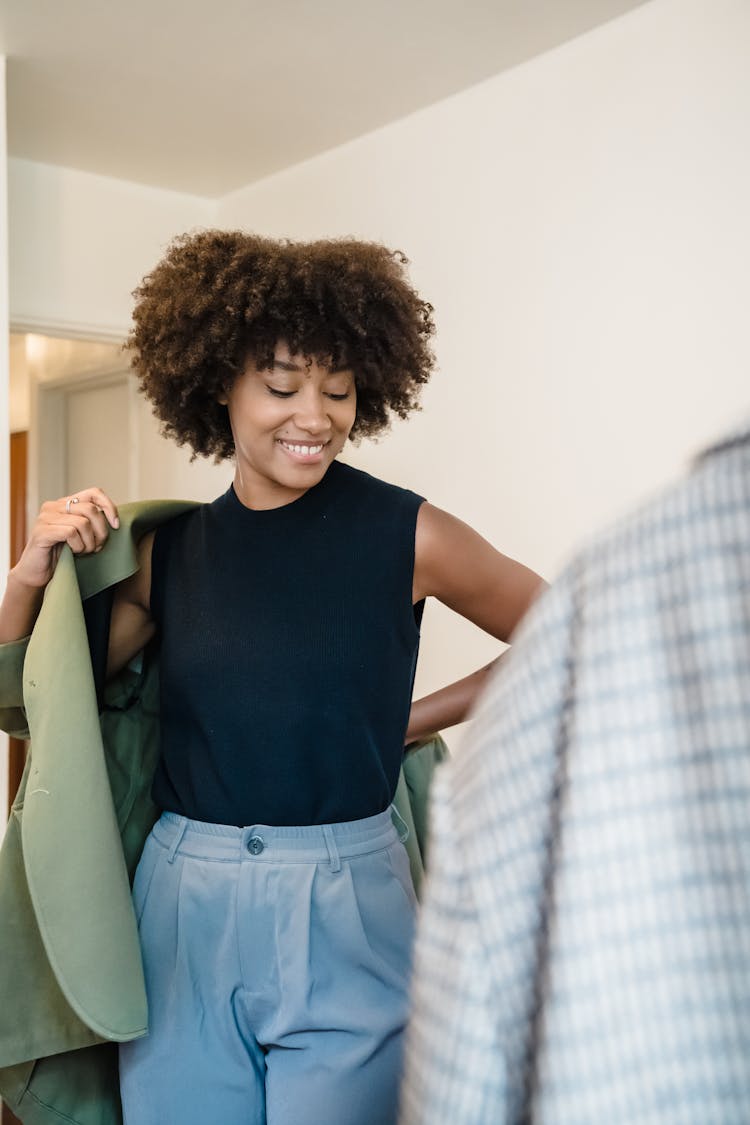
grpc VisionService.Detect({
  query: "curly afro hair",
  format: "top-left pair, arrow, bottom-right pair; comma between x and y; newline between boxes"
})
128,229 -> 436,461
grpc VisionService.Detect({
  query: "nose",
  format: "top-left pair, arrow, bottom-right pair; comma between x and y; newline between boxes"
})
293,389 -> 330,434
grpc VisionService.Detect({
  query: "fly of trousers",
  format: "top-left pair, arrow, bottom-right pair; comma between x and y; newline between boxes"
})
119,808 -> 417,1125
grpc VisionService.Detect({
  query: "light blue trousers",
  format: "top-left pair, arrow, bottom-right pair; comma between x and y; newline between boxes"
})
119,809 -> 417,1125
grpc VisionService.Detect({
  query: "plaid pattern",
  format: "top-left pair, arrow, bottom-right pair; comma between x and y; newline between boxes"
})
400,432 -> 750,1124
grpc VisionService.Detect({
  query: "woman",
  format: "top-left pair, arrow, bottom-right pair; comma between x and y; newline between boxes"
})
0,231 -> 543,1124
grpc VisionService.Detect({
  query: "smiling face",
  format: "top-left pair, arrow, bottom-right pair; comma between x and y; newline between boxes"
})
219,342 -> 357,510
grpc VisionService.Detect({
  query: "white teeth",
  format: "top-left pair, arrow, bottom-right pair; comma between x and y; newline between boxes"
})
281,441 -> 323,455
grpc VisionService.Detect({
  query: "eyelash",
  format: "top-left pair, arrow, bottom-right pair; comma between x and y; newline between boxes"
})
268,388 -> 350,401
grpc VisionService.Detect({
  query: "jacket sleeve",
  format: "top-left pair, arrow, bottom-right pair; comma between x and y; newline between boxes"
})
0,637 -> 30,739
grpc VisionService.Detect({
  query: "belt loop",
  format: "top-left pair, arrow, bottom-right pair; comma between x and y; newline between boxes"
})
167,817 -> 188,864
322,825 -> 341,873
390,803 -> 410,845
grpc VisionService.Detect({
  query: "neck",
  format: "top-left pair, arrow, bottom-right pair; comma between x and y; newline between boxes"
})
232,471 -> 311,511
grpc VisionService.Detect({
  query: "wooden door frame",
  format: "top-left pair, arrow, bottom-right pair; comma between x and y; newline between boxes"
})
7,431 -> 28,814
3,432 -> 27,1125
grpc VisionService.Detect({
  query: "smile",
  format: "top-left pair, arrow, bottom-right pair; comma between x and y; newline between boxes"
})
277,440 -> 327,458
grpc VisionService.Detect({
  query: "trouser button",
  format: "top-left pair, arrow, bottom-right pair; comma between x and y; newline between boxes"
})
247,835 -> 265,855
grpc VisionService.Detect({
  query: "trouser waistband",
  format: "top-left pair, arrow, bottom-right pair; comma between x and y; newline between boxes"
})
153,808 -> 399,866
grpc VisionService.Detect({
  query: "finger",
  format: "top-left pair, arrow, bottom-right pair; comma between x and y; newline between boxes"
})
71,488 -> 119,531
68,501 -> 111,549
29,513 -> 98,557
63,514 -> 99,555
48,523 -> 88,556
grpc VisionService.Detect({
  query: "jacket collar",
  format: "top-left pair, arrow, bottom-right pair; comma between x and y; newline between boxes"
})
75,498 -> 201,601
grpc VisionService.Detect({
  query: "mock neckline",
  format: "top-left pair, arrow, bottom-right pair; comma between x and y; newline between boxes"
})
213,459 -> 345,523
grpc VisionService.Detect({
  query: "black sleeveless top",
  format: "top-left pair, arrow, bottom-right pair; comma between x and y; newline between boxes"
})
149,461 -> 426,826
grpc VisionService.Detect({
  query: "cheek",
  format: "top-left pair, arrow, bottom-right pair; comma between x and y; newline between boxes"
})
229,394 -> 288,432
341,397 -> 357,431
337,412 -> 356,440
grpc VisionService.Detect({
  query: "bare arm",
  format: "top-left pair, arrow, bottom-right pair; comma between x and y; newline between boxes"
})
106,531 -> 157,679
405,659 -> 500,743
406,503 -> 545,742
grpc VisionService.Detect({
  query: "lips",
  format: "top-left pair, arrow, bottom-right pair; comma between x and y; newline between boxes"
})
277,439 -> 329,462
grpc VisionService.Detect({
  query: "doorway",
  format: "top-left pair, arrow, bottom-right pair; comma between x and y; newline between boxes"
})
3,331 -> 128,1125
5,331 -> 127,811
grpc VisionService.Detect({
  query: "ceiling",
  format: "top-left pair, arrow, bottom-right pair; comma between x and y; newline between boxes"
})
1,0 -> 648,198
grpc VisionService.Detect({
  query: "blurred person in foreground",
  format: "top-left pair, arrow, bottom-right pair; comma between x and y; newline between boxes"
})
400,427 -> 750,1125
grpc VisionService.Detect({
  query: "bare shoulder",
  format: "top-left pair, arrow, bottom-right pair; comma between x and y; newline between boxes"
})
414,501 -> 471,560
413,502 -> 545,643
413,502 -> 496,599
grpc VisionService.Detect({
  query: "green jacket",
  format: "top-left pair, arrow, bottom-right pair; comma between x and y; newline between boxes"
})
0,500 -> 448,1125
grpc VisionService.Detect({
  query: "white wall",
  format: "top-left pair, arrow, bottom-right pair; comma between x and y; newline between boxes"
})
9,333 -> 29,431
217,0 -> 750,739
9,158 -> 213,338
7,160 -> 227,508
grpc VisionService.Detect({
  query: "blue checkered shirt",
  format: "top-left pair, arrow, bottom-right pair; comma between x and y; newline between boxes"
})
400,431 -> 750,1124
